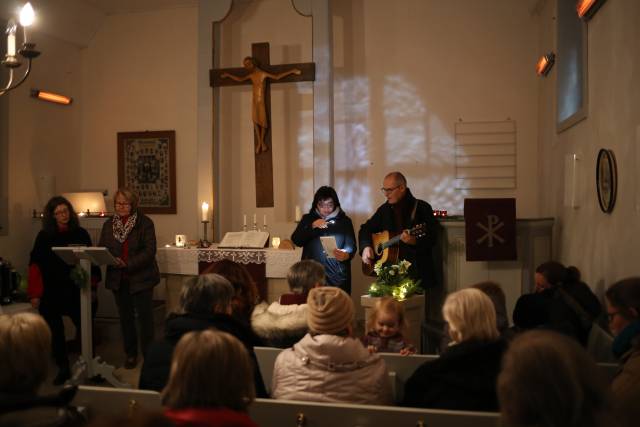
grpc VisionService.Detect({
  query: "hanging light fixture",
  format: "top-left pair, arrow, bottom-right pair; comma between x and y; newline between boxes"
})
576,0 -> 608,20
1,3 -> 40,97
536,52 -> 555,77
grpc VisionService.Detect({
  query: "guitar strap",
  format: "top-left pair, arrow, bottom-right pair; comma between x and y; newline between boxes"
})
410,200 -> 418,224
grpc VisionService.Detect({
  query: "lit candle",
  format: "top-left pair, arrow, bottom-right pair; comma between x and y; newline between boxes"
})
263,214 -> 267,227
243,214 -> 247,226
201,202 -> 209,221
19,3 -> 35,44
295,205 -> 302,222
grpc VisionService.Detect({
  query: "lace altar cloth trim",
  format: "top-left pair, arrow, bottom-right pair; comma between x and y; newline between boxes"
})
198,249 -> 266,264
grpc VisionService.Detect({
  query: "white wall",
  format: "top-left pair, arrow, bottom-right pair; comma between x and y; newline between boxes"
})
80,7 -> 200,247
210,0 -> 540,309
536,0 -> 640,295
0,30 -> 84,271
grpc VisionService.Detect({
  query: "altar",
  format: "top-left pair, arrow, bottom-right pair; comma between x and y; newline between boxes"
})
156,245 -> 303,314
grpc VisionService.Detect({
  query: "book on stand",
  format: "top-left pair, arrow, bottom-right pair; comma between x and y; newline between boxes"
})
218,231 -> 270,249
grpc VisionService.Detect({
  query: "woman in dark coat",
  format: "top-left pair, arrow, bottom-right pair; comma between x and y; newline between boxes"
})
403,288 -> 506,411
28,196 -> 95,385
99,188 -> 160,369
291,186 -> 356,294
139,274 -> 267,397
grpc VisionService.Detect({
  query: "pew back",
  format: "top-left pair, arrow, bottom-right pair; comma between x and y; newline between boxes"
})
249,398 -> 501,427
72,385 -> 162,419
255,346 -> 436,402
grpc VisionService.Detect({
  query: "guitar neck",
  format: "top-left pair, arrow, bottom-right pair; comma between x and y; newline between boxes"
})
381,234 -> 403,250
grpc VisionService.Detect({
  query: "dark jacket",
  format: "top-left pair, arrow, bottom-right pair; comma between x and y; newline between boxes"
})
0,386 -> 84,427
358,189 -> 438,288
139,312 -> 268,397
513,283 -> 602,346
99,213 -> 160,293
291,209 -> 356,293
29,227 -> 93,306
403,339 -> 506,411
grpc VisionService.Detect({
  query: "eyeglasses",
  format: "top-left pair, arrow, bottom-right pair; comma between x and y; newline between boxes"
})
115,202 -> 131,207
607,311 -> 621,322
380,185 -> 401,194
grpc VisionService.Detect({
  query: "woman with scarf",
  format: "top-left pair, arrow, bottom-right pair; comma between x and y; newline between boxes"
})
99,188 -> 160,369
291,186 -> 356,294
605,277 -> 640,427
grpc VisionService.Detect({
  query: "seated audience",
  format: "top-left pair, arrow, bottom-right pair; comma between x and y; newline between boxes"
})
202,259 -> 259,328
251,259 -> 324,348
498,330 -> 612,427
139,274 -> 267,397
513,261 -> 601,345
163,330 -> 257,427
472,281 -> 513,339
272,287 -> 392,404
403,288 -> 506,411
605,277 -> 640,427
362,296 -> 415,354
0,312 -> 83,427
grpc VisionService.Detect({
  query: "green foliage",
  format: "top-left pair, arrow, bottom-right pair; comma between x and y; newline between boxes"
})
70,265 -> 88,289
367,259 -> 422,301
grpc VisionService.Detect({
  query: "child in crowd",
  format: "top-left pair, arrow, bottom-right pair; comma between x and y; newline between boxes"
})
362,297 -> 415,355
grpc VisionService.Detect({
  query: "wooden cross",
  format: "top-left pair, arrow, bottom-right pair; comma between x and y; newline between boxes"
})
210,42 -> 315,207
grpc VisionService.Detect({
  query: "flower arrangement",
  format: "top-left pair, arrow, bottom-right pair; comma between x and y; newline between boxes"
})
367,259 -> 422,301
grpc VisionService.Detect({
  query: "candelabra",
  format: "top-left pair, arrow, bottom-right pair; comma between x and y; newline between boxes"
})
1,3 -> 39,97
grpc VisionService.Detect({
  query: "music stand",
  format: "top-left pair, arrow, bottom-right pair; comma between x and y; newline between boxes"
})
52,246 -> 131,388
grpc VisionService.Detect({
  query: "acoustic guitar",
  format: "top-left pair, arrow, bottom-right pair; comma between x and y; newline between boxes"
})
361,223 -> 427,276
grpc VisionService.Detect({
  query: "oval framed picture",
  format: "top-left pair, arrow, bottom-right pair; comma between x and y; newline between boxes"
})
596,148 -> 617,213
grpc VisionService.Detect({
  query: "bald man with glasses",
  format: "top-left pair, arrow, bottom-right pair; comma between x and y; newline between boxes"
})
359,172 -> 438,289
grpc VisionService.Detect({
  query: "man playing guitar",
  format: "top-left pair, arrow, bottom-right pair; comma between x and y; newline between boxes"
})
359,172 -> 438,288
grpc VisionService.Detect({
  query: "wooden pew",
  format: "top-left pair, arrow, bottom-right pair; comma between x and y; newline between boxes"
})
249,398 -> 501,427
255,346 -> 436,402
71,385 -> 162,419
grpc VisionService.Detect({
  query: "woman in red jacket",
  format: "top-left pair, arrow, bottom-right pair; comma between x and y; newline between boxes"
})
162,329 -> 257,427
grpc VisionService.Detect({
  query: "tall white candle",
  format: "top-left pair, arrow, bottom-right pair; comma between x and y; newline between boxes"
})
243,214 -> 247,226
253,213 -> 257,224
201,202 -> 209,221
7,32 -> 15,56
295,205 -> 302,222
263,214 -> 267,227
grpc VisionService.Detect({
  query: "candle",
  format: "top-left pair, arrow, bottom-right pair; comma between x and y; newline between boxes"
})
295,205 -> 302,222
243,214 -> 247,226
253,213 -> 257,224
6,21 -> 16,57
263,214 -> 267,227
201,202 -> 209,221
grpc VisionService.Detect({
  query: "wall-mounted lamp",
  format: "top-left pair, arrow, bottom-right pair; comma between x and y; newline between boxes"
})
30,89 -> 73,105
1,3 -> 39,96
536,52 -> 555,77
577,0 -> 607,20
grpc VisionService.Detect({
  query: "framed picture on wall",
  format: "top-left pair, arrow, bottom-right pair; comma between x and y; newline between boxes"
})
596,148 -> 617,214
117,130 -> 176,214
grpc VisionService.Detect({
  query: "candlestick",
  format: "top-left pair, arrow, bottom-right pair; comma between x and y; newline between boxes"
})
201,202 -> 209,221
200,220 -> 211,248
243,214 -> 247,226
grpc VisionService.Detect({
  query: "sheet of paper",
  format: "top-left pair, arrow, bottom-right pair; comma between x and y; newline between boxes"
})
84,247 -> 119,266
218,232 -> 245,248
320,236 -> 338,258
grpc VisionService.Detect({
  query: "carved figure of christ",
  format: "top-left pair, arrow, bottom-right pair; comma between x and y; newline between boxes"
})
211,42 -> 315,207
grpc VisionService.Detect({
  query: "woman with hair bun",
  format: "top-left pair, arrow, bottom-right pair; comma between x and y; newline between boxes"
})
513,261 -> 601,346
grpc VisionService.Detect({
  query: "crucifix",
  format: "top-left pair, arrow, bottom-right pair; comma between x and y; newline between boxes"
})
210,42 -> 315,207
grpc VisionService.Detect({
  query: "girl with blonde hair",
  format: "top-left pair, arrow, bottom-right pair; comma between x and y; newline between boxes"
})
362,296 -> 415,354
403,288 -> 505,411
163,329 -> 257,427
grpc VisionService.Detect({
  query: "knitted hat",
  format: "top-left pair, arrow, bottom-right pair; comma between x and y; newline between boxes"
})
306,287 -> 354,335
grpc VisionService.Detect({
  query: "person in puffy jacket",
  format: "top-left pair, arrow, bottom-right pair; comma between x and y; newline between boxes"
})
272,287 -> 392,405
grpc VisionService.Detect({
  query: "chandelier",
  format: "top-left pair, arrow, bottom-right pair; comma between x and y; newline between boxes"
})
1,3 -> 39,97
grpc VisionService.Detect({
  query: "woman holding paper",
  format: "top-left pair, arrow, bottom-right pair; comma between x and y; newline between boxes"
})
99,188 -> 160,370
28,196 -> 96,385
291,186 -> 356,294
